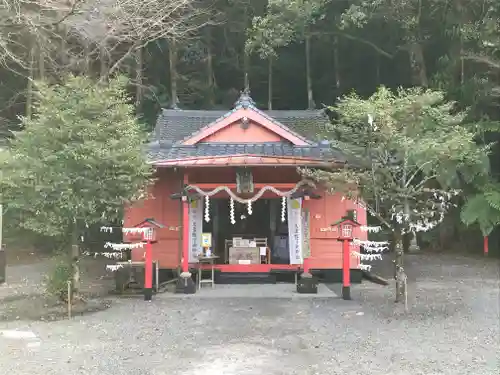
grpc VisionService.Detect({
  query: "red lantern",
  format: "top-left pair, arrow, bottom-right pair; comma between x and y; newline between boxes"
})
129,218 -> 165,301
331,215 -> 361,300
336,218 -> 358,241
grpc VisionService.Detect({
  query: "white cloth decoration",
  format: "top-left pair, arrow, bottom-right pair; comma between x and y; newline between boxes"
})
204,196 -> 210,223
281,196 -> 286,222
352,239 -> 389,252
101,227 -> 153,235
82,250 -> 126,259
229,198 -> 236,225
104,242 -> 145,251
360,225 -> 382,233
122,227 -> 151,235
359,264 -> 372,271
247,200 -> 253,215
106,264 -> 124,272
352,251 -> 383,261
350,239 -> 388,272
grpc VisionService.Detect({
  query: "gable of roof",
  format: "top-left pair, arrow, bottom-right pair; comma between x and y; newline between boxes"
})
154,96 -> 331,146
181,107 -> 312,146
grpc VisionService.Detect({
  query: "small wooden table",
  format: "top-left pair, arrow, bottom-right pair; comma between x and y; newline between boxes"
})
197,256 -> 219,289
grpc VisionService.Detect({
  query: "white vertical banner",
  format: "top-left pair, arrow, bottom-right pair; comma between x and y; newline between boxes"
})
188,198 -> 203,263
287,197 -> 303,264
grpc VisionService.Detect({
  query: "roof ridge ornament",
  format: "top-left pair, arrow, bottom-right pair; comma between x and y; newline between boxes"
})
234,87 -> 256,109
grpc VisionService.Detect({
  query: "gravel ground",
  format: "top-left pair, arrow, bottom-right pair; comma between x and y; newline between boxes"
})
0,255 -> 114,321
0,253 -> 498,375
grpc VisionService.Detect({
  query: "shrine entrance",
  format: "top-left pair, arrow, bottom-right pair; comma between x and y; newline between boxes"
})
203,198 -> 291,265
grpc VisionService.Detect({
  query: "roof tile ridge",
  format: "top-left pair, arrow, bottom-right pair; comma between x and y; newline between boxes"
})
249,106 -> 314,145
175,107 -> 239,144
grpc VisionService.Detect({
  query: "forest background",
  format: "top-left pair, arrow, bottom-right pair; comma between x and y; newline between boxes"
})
1,0 -> 499,256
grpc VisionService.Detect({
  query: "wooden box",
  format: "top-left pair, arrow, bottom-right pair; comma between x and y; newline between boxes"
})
228,247 -> 260,264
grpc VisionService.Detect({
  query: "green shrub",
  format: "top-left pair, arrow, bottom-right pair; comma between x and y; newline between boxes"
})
45,259 -> 73,302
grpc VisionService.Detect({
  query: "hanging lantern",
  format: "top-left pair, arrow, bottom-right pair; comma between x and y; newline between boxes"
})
204,196 -> 210,223
281,196 -> 286,222
229,198 -> 236,225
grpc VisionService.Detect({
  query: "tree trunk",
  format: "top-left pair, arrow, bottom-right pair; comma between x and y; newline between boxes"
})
83,41 -> 91,76
205,27 -> 215,108
25,42 -> 34,119
408,0 -> 427,87
393,230 -> 404,303
169,38 -> 179,109
99,43 -> 108,81
38,43 -> 45,81
268,57 -> 273,110
404,200 -> 420,252
58,28 -> 68,73
243,51 -> 250,91
375,53 -> 381,86
71,229 -> 80,293
333,35 -> 340,94
135,46 -> 143,112
408,42 -> 428,87
305,34 -> 314,109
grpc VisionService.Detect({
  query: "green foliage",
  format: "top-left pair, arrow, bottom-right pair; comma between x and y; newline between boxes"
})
304,86 -> 489,232
45,258 -> 73,301
0,75 -> 153,240
461,184 -> 500,236
246,0 -> 329,58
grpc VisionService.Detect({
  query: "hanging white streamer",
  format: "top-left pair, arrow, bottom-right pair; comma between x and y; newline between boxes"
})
281,196 -> 286,222
204,196 -> 210,223
360,225 -> 382,233
359,264 -> 372,271
83,251 -> 125,259
104,242 -> 145,251
106,264 -> 124,272
100,227 -> 152,235
229,198 -> 236,225
247,200 -> 253,215
352,239 -> 389,252
352,251 -> 383,261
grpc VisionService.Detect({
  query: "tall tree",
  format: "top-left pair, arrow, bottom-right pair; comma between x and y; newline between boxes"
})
0,75 -> 152,292
247,0 -> 330,108
303,86 -> 489,295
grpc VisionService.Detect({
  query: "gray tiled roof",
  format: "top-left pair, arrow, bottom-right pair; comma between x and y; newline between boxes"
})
154,108 -> 331,145
148,142 -> 347,162
148,91 -> 344,164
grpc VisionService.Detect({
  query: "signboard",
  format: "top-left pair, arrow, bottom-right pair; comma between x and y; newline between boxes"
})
201,232 -> 212,248
188,199 -> 203,262
302,209 -> 311,258
287,197 -> 303,264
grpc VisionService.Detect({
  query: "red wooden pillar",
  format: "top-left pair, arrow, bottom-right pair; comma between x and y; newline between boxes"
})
342,239 -> 351,300
144,239 -> 153,301
303,258 -> 310,274
182,173 -> 190,273
484,236 -> 489,256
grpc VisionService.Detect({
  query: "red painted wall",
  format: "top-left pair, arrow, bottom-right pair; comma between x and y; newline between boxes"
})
124,167 -> 367,270
304,192 -> 366,269
202,120 -> 283,143
124,169 -> 182,268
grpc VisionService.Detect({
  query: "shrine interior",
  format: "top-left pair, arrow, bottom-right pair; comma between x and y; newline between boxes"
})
202,198 -> 291,265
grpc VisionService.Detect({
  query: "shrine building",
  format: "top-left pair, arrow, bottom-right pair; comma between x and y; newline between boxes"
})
123,90 -> 367,285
